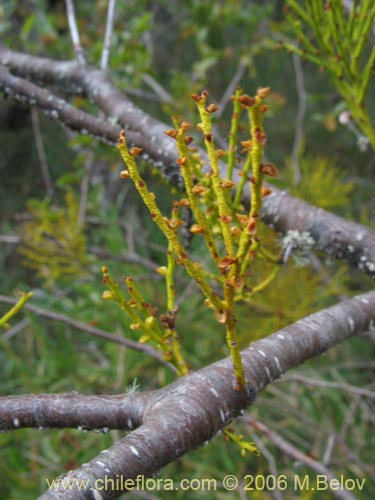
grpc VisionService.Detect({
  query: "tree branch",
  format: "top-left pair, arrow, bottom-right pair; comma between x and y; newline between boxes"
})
0,290 -> 373,499
1,46 -> 374,278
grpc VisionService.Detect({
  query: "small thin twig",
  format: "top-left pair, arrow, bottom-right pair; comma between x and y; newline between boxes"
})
65,0 -> 86,65
245,416 -> 358,500
291,54 -> 306,185
0,295 -> 176,372
78,150 -> 94,227
142,73 -> 173,104
281,374 -> 375,399
217,61 -> 247,118
31,108 -> 55,198
101,0 -> 117,71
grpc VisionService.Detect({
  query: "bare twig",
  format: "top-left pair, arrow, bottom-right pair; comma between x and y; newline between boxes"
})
78,150 -> 94,227
217,61 -> 247,117
101,0 -> 117,71
65,0 -> 86,65
291,54 -> 306,185
244,416 -> 358,500
31,107 -> 55,198
280,374 -> 375,399
142,73 -> 173,104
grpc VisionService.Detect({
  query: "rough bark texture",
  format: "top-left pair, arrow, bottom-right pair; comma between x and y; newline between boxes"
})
1,291 -> 374,499
1,45 -> 374,278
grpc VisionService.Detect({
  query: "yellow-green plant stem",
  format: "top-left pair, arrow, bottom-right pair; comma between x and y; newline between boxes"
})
223,429 -> 259,456
195,95 -> 235,258
233,149 -> 252,209
237,98 -> 266,275
117,132 -> 223,313
227,87 -> 243,180
251,266 -> 280,296
103,267 -> 188,375
0,291 -> 33,328
175,130 -> 220,265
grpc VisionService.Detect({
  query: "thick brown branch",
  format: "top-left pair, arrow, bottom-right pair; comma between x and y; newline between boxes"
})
1,46 -> 374,278
0,291 -> 373,499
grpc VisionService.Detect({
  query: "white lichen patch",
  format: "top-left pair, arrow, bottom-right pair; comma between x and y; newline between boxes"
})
92,490 -> 103,500
129,445 -> 140,457
273,356 -> 282,372
95,461 -> 106,468
258,349 -> 267,358
348,317 -> 355,332
209,387 -> 219,398
13,417 -> 20,428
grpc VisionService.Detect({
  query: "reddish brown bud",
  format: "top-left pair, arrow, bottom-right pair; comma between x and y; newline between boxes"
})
181,121 -> 191,130
184,136 -> 194,145
240,140 -> 252,152
164,129 -> 178,139
176,157 -> 187,166
257,86 -> 270,98
179,198 -> 190,207
236,214 -> 248,226
220,179 -> 236,189
262,187 -> 273,197
260,163 -> 279,177
255,130 -> 267,145
216,149 -> 226,158
190,224 -> 205,234
206,104 -> 219,113
120,170 -> 130,179
220,214 -> 232,223
218,256 -> 238,273
130,147 -> 143,156
238,94 -> 256,107
191,185 -> 208,195
191,93 -> 202,102
204,133 -> 212,143
260,105 -> 269,113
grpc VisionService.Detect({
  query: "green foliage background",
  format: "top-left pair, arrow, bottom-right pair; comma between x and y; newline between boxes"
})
0,1 -> 374,499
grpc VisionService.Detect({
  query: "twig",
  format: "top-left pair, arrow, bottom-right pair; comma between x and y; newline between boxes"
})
78,150 -> 94,227
142,73 -> 173,104
280,374 -> 375,399
217,61 -> 247,118
1,48 -> 375,278
244,416 -> 358,500
101,0 -> 117,71
291,54 -> 306,186
31,107 -> 55,198
0,294 -> 176,372
65,0 -> 86,65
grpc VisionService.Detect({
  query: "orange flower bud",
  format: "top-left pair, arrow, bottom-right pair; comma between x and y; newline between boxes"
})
262,187 -> 273,197
220,214 -> 232,223
257,86 -> 270,98
260,163 -> 279,177
238,94 -> 256,107
120,170 -> 130,179
190,224 -> 205,234
130,147 -> 143,156
220,179 -> 236,189
191,185 -> 208,195
176,157 -> 187,166
164,129 -> 178,138
206,104 -> 218,113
